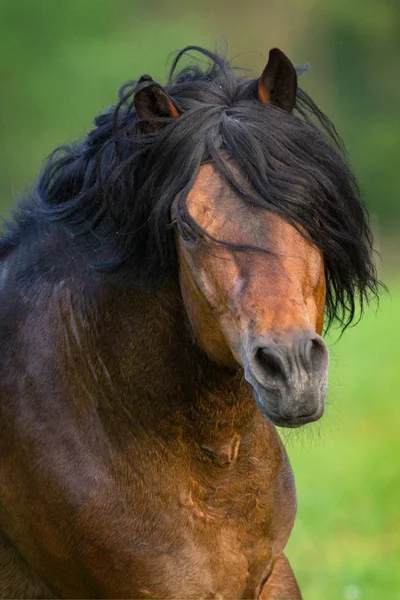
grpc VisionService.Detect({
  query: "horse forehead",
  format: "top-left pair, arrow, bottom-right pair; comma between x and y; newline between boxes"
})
186,163 -> 267,240
185,164 -> 226,226
186,164 -> 317,259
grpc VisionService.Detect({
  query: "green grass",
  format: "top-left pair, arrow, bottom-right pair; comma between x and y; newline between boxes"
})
284,280 -> 400,599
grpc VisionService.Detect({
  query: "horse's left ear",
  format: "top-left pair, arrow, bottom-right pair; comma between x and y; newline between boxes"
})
134,75 -> 180,129
257,48 -> 297,113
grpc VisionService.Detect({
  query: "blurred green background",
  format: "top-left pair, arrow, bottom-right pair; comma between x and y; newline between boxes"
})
0,1 -> 398,598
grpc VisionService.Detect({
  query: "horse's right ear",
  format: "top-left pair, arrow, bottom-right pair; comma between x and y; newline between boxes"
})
134,75 -> 179,130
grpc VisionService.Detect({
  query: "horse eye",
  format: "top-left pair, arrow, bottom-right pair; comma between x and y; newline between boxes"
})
178,222 -> 196,243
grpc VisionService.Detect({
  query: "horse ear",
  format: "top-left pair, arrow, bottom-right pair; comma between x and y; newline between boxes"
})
134,75 -> 179,129
257,48 -> 297,113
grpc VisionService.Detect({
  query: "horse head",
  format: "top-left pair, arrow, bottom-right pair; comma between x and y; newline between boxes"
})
134,49 -> 330,427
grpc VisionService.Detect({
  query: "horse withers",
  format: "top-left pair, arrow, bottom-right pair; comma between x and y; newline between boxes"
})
0,47 -> 379,598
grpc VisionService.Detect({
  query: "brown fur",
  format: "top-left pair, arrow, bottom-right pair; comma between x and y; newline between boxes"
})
0,164 -> 330,598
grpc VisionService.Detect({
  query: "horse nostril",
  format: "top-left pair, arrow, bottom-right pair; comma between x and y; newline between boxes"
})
305,336 -> 328,374
250,333 -> 328,392
254,347 -> 288,386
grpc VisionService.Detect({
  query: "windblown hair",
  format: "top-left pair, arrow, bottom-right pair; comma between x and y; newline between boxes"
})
1,46 -> 380,328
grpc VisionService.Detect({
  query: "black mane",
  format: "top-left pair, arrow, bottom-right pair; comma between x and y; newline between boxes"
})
0,45 -> 380,328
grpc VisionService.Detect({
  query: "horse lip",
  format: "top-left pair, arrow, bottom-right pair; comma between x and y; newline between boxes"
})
268,408 -> 324,428
248,376 -> 325,427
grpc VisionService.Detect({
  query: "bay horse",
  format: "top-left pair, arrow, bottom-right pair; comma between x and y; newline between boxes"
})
0,46 -> 379,599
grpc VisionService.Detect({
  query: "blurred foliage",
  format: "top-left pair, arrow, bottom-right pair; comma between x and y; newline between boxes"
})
307,0 -> 400,225
0,1 -> 398,598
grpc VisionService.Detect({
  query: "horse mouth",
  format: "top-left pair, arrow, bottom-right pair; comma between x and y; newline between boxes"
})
265,407 -> 324,428
247,373 -> 327,428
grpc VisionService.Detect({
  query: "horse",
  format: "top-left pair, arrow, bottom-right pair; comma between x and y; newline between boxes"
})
0,46 -> 379,599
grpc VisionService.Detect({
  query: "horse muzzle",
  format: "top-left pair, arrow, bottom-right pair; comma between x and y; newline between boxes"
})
242,331 -> 329,428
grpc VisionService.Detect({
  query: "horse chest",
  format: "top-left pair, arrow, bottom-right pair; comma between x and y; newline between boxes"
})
121,430 -> 289,599
0,400 -> 294,599
172,474 -> 273,598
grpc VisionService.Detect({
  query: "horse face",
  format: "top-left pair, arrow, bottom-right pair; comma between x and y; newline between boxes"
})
174,164 -> 329,428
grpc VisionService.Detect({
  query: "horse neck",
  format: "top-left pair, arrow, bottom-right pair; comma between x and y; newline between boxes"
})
60,274 -> 257,439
